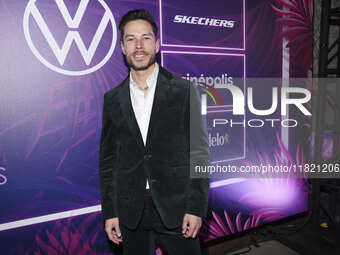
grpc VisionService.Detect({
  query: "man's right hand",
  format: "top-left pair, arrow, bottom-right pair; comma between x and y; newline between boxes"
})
105,217 -> 123,244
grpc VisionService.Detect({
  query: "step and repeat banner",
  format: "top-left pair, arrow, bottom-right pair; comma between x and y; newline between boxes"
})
0,0 -> 312,254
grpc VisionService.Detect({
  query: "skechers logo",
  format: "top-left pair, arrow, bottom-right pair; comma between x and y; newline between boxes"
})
173,15 -> 235,28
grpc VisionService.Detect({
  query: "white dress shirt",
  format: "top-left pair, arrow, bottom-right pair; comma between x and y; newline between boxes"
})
129,63 -> 159,189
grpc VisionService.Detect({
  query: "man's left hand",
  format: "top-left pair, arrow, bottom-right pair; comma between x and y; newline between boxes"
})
182,213 -> 202,238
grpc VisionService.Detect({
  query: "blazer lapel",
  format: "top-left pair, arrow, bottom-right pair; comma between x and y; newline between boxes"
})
146,67 -> 171,148
118,77 -> 145,151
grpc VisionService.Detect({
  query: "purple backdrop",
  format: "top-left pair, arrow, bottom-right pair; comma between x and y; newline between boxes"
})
0,0 -> 312,254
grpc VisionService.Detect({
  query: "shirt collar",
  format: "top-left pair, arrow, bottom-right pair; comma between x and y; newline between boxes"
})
129,63 -> 159,90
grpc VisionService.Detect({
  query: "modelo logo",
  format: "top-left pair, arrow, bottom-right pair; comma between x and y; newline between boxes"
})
23,0 -> 117,76
173,15 -> 235,28
208,133 -> 230,147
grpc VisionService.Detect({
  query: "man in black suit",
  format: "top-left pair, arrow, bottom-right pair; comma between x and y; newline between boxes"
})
99,9 -> 210,255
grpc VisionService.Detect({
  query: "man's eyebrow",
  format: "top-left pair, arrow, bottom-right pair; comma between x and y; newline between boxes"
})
124,33 -> 154,38
124,34 -> 135,38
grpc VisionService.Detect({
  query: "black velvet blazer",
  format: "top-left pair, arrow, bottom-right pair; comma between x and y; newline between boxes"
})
99,66 -> 210,229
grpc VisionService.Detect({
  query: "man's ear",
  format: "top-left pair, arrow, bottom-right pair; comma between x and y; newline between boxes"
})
155,38 -> 160,54
121,41 -> 126,55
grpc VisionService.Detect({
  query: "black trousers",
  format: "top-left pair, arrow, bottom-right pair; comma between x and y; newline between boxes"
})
120,194 -> 201,255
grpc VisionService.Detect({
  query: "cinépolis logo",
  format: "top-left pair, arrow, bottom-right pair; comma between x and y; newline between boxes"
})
184,73 -> 233,148
183,73 -> 233,87
183,72 -> 234,107
23,0 -> 117,76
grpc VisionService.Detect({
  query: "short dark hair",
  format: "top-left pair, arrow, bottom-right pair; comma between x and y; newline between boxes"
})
119,9 -> 158,41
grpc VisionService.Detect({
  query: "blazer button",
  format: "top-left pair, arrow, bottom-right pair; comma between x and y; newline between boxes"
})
144,154 -> 152,160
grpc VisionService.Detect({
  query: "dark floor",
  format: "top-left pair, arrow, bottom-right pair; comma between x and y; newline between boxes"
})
202,208 -> 340,255
227,240 -> 299,255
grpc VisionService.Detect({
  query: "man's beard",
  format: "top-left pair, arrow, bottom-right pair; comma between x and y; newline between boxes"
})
126,52 -> 156,71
